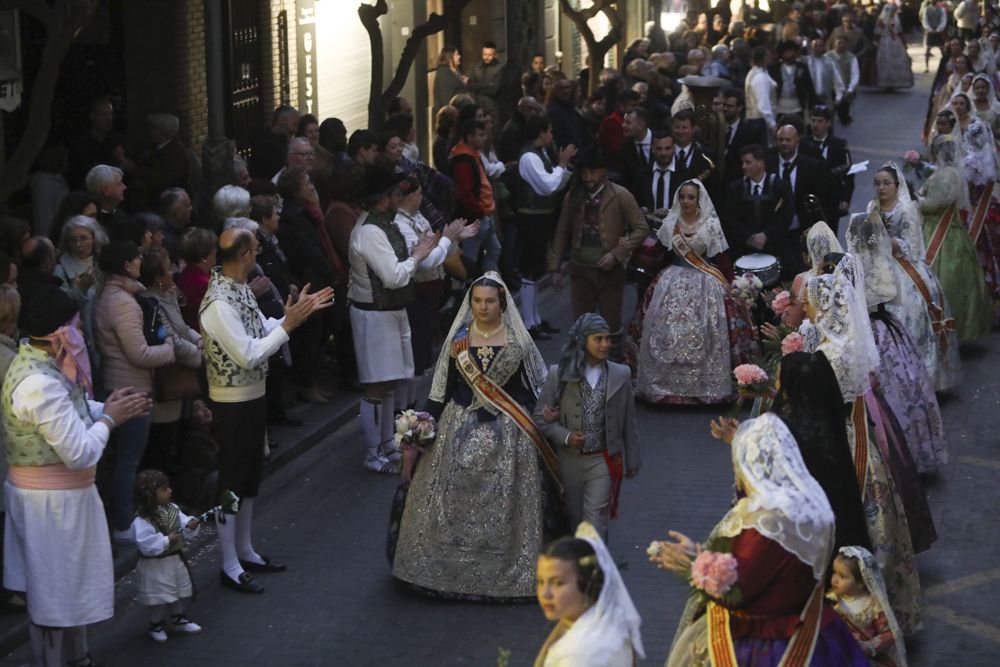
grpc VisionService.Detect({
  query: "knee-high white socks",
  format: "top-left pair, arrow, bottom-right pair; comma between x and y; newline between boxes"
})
520,280 -> 538,328
219,496 -> 263,582
236,497 -> 264,565
379,392 -> 401,461
30,623 -> 87,667
360,397 -> 385,464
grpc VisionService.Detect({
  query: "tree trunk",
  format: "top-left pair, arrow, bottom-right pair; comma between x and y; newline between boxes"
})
0,0 -> 97,204
557,0 -> 623,93
360,0 -> 473,132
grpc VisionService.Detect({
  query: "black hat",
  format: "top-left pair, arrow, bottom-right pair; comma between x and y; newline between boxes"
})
22,285 -> 78,338
811,104 -> 833,120
778,40 -> 801,54
576,146 -> 611,170
359,167 -> 406,203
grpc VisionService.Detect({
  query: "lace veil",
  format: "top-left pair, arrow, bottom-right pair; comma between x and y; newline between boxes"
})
838,546 -> 908,667
716,413 -> 835,580
846,210 -> 899,309
547,522 -> 645,663
428,271 -> 547,403
657,178 -> 728,257
929,133 -> 972,210
805,221 -> 843,274
873,162 -> 928,262
962,117 -> 1000,186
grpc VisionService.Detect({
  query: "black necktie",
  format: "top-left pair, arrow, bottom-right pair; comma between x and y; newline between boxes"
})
656,170 -> 666,209
726,125 -> 734,146
782,160 -> 795,187
677,149 -> 686,168
753,183 -> 761,197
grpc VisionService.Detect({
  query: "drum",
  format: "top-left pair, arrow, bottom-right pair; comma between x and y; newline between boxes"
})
734,253 -> 781,287
627,235 -> 665,289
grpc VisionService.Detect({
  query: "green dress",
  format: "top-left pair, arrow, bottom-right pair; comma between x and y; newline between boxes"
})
920,167 -> 993,341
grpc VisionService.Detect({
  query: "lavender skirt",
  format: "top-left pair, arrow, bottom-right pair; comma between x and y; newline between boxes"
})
733,616 -> 870,667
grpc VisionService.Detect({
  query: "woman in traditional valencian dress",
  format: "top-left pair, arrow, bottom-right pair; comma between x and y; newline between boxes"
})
945,92 -> 974,136
654,414 -> 870,667
961,118 -> 1000,324
970,74 -> 1000,138
801,264 -> 924,634
625,180 -> 757,404
847,211 -> 949,473
874,4 -> 914,90
392,273 -> 556,600
870,164 -> 959,391
919,134 -> 993,342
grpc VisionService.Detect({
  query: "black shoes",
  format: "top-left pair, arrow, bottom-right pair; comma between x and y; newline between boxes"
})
539,321 -> 560,334
528,326 -> 552,340
219,570 -> 264,594
239,556 -> 287,573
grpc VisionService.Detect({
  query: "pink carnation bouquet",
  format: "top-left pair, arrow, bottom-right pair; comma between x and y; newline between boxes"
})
903,149 -> 921,164
733,363 -> 767,386
770,290 -> 791,316
780,331 -> 805,355
690,550 -> 739,599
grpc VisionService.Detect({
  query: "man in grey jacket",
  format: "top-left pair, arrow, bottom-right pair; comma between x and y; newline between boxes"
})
533,313 -> 641,539
467,41 -> 504,123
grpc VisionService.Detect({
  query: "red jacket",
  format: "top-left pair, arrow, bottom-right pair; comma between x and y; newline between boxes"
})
449,142 -> 495,219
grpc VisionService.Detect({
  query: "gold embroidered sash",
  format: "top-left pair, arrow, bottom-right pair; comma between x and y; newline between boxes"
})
968,181 -> 994,244
924,204 -> 955,266
707,583 -> 825,667
453,339 -> 563,491
893,255 -> 955,353
851,397 -> 869,494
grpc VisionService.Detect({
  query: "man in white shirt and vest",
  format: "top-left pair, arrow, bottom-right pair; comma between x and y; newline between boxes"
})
200,228 -> 333,594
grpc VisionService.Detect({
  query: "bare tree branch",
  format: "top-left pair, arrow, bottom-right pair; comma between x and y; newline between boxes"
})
0,0 -> 97,202
559,0 -> 621,93
358,0 -> 389,132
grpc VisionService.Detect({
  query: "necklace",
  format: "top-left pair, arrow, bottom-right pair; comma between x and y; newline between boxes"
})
472,320 -> 504,338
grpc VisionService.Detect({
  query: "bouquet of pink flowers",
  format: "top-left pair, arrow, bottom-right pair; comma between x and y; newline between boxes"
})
901,149 -> 934,191
731,273 -> 764,310
690,550 -> 739,599
780,331 -> 805,355
733,363 -> 767,387
395,409 -> 436,481
770,290 -> 791,316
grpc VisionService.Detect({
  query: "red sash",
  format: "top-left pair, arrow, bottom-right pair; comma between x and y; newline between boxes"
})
924,204 -> 954,266
453,340 -> 563,491
893,255 -> 956,353
851,397 -> 870,494
602,451 -> 624,520
708,583 -> 825,667
968,182 -> 994,244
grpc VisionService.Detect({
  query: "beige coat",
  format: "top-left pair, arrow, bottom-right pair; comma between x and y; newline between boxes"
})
94,274 -> 174,393
533,361 -> 642,474
548,181 -> 650,273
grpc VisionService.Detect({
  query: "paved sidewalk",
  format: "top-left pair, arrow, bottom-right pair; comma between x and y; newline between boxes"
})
1,45 -> 998,666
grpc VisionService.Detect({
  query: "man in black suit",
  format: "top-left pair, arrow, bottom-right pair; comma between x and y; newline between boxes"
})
804,104 -> 854,234
617,107 -> 653,189
634,131 -> 681,216
672,109 -> 720,204
723,144 -> 796,278
768,41 -> 814,121
765,123 -> 827,277
720,89 -> 768,186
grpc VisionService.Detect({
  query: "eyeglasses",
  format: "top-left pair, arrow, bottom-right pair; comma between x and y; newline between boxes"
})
67,235 -> 93,244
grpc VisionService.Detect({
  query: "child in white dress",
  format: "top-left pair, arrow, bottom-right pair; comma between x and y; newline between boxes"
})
131,469 -> 203,643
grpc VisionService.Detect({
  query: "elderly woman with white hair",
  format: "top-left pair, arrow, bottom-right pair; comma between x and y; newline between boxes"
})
212,185 -> 251,226
55,215 -> 106,309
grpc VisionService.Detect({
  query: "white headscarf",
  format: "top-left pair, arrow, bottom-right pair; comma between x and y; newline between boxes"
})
805,221 -> 843,274
716,413 -> 835,580
429,271 -> 547,403
962,117 -> 1000,186
928,133 -> 972,211
870,162 -> 928,263
846,210 -> 899,309
838,546 -> 909,667
657,178 -> 728,258
544,522 -> 645,664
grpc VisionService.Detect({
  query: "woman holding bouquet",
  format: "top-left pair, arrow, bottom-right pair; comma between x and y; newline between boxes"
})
654,414 -> 869,667
392,272 -> 556,600
625,179 -> 758,404
868,163 -> 959,391
847,211 -> 948,473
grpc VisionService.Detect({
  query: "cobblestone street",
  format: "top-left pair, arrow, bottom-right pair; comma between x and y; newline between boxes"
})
1,46 -> 997,666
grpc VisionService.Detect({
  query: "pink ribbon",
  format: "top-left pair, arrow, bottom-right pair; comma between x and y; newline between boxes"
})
33,314 -> 93,398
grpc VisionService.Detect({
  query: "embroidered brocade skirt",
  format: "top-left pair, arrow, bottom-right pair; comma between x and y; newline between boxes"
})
391,399 -> 545,599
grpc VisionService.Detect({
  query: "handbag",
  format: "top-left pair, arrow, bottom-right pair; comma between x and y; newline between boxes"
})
135,294 -> 167,346
154,363 -> 202,402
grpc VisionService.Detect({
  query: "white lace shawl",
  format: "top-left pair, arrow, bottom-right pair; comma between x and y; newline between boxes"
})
962,117 -> 1000,185
838,546 -> 909,667
656,178 -> 728,258
544,523 -> 645,665
715,414 -> 835,580
428,271 -> 547,404
805,221 -> 843,274
871,163 -> 928,264
846,211 -> 899,309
